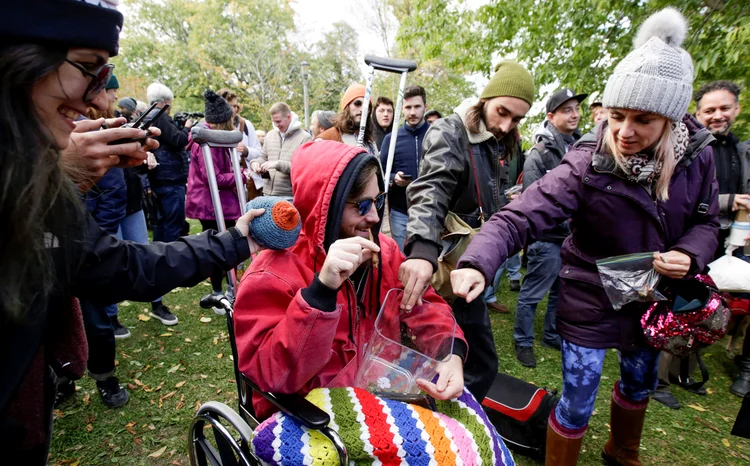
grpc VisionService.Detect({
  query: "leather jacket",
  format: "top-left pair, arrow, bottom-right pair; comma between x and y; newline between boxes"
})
405,107 -> 514,270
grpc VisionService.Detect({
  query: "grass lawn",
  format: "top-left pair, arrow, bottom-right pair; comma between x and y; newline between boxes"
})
50,243 -> 750,465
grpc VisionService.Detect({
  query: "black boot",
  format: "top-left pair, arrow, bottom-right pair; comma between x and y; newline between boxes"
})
731,355 -> 750,397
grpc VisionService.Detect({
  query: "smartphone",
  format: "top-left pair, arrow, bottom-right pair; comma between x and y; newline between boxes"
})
107,103 -> 170,145
400,173 -> 413,180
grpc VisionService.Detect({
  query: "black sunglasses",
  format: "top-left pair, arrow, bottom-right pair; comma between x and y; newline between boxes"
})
65,59 -> 115,103
352,99 -> 363,107
348,192 -> 386,216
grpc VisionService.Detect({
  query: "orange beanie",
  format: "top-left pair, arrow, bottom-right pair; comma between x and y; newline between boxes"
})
340,84 -> 367,111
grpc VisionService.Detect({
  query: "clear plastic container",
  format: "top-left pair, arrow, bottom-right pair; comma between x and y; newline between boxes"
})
354,289 -> 455,395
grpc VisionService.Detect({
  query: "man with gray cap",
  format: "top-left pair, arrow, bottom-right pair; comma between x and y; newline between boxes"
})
117,97 -> 138,122
513,87 -> 587,368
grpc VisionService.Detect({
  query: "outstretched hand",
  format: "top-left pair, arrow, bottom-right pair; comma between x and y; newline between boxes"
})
416,354 -> 464,400
450,268 -> 486,303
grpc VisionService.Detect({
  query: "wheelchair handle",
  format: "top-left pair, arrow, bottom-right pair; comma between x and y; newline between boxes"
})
200,294 -> 233,313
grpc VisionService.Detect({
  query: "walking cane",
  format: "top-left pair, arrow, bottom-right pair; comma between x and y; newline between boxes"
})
356,55 -> 417,236
190,126 -> 245,294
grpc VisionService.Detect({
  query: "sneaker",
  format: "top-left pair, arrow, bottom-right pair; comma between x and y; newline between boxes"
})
54,379 -> 76,406
509,280 -> 521,292
96,376 -> 129,408
487,302 -> 509,314
652,390 -> 681,409
515,345 -> 537,368
112,317 -> 131,339
151,303 -> 178,326
541,337 -> 562,351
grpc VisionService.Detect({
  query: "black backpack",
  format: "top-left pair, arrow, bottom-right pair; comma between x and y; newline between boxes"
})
481,373 -> 559,460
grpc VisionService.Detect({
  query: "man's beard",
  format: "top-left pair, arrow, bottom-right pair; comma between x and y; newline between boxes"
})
709,120 -> 732,136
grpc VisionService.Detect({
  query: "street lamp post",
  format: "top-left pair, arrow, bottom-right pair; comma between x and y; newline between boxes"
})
301,60 -> 310,131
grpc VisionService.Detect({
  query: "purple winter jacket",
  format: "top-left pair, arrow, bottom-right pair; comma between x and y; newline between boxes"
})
185,124 -> 246,221
458,114 -> 719,350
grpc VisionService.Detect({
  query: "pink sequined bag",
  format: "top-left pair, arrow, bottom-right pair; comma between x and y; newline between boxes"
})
641,275 -> 730,357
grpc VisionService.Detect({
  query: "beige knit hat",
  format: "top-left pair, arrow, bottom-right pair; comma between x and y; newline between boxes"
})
602,8 -> 694,121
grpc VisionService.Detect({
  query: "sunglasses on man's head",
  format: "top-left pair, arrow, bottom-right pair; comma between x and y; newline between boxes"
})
348,192 -> 386,216
65,59 -> 115,103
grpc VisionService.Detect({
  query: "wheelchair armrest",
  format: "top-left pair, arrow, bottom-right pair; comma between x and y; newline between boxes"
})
197,401 -> 253,443
241,374 -> 331,430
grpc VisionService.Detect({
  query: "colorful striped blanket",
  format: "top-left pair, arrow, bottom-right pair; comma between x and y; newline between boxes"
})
251,388 -> 515,465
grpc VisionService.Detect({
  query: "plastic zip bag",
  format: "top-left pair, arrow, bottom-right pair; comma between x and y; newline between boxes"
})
596,252 -> 666,310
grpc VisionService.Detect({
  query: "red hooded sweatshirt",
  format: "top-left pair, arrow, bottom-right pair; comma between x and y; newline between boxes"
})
233,140 -> 466,419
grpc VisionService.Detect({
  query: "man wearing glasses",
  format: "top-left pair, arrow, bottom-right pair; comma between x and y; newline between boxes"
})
317,83 -> 378,155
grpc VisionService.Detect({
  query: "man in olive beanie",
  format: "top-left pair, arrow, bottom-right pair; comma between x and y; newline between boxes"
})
399,59 -> 535,401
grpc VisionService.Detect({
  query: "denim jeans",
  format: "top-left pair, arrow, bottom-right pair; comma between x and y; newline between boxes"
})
389,209 -> 408,252
152,184 -> 186,243
513,241 -> 561,347
485,252 -> 522,303
555,340 -> 660,430
80,298 -> 118,380
119,210 -> 162,304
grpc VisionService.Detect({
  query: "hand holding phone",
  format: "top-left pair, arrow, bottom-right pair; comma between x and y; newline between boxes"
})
107,102 -> 168,146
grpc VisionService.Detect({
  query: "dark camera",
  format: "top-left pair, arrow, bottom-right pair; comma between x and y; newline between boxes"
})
174,111 -> 204,130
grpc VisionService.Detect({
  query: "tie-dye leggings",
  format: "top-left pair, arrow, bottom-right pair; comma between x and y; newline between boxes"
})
554,339 -> 661,430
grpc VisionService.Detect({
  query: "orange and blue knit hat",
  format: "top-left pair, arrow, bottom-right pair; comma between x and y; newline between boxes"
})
246,197 -> 301,250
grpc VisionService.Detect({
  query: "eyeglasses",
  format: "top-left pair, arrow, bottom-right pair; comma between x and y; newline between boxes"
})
65,59 -> 115,103
348,192 -> 386,216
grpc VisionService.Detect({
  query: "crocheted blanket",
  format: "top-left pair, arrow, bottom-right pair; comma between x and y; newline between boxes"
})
251,387 -> 514,465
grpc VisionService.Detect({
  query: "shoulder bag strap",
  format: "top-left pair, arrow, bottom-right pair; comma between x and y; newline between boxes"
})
467,146 -> 485,225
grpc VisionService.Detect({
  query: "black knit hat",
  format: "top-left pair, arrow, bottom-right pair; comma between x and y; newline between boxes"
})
203,89 -> 233,124
1,0 -> 124,56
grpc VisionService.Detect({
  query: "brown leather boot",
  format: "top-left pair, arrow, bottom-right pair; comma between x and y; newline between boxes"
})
602,386 -> 649,465
546,421 -> 585,465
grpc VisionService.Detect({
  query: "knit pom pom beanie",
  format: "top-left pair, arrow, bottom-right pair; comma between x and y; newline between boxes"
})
246,197 -> 302,250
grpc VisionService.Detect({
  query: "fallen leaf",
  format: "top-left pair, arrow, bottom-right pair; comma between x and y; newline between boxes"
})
85,424 -> 93,433
160,333 -> 172,337
148,446 -> 167,458
722,415 -> 732,423
185,338 -> 192,342
161,390 -> 177,401
84,414 -> 96,424
133,438 -> 142,445
687,404 -> 707,412
723,438 -> 731,447
216,388 -> 222,394
217,353 -> 223,359
706,388 -> 714,395
199,374 -> 208,379
134,379 -> 145,387
200,317 -> 212,323
175,381 -> 187,388
121,301 -> 131,307
125,425 -> 136,436
54,409 -> 65,418
174,305 -> 182,310
167,364 -> 181,374
83,393 -> 91,406
693,416 -> 720,433
137,314 -> 151,322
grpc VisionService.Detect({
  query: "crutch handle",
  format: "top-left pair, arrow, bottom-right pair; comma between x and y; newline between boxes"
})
190,127 -> 243,148
364,55 -> 417,73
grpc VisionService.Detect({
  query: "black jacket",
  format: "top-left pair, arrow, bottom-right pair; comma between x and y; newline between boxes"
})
405,106 -> 515,270
380,121 -> 430,214
523,120 -> 578,243
713,132 -> 750,228
148,111 -> 190,186
0,208 -> 251,450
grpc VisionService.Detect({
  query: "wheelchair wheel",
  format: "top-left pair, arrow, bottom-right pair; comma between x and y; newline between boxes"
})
189,401 -> 258,466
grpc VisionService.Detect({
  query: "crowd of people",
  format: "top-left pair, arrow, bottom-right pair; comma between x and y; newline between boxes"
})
2,1 -> 750,465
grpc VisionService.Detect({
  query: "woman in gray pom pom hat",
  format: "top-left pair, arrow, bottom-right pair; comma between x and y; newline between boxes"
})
451,8 -> 719,465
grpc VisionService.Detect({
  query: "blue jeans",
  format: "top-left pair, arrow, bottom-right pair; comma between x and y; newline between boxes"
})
555,340 -> 660,430
513,241 -> 561,347
119,210 -> 162,304
389,209 -> 408,252
152,184 -> 186,243
485,252 -> 522,303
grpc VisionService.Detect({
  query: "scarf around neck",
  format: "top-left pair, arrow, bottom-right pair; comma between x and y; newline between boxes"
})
618,120 -> 690,187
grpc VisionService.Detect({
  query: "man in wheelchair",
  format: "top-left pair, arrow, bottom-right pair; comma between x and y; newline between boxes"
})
233,140 -> 468,420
